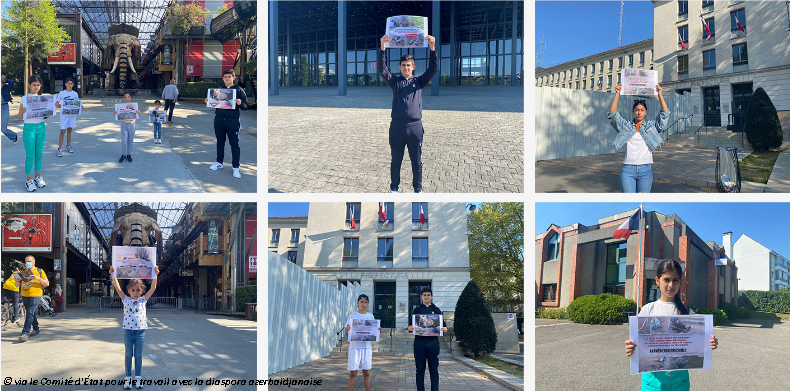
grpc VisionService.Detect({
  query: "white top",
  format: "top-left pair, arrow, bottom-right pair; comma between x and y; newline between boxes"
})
56,90 -> 79,103
123,296 -> 148,330
623,131 -> 653,165
639,300 -> 695,317
346,312 -> 375,350
21,95 -> 45,124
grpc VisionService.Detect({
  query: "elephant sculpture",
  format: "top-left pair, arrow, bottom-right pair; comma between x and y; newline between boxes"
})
106,26 -> 142,90
111,212 -> 163,255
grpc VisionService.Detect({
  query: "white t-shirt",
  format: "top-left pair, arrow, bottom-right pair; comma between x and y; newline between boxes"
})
123,296 -> 148,330
20,95 -> 46,124
624,131 -> 654,165
639,300 -> 695,317
346,312 -> 375,350
57,90 -> 79,115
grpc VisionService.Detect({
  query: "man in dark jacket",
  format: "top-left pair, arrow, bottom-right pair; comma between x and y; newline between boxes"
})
205,69 -> 249,179
377,34 -> 437,193
408,287 -> 448,391
2,75 -> 17,144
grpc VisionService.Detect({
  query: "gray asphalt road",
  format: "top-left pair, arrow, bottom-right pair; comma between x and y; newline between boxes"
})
535,163 -> 710,193
535,318 -> 789,391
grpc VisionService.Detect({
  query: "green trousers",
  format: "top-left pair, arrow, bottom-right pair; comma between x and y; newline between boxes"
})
23,122 -> 46,175
642,371 -> 690,391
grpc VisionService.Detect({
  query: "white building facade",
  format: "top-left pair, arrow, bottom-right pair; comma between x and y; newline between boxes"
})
653,0 -> 790,128
728,233 -> 790,292
300,202 -> 471,328
268,216 -> 307,266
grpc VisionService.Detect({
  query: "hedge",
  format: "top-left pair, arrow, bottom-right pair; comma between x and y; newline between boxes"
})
718,302 -> 751,320
566,294 -> 636,324
691,306 -> 728,325
176,82 -> 221,98
454,280 -> 498,357
535,307 -> 566,320
740,290 -> 790,314
745,87 -> 783,151
235,285 -> 256,312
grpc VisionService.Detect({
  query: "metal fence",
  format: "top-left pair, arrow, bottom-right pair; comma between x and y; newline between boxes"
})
86,296 -> 178,313
268,252 -> 361,375
178,298 -> 225,312
535,87 -> 692,161
94,89 -> 162,98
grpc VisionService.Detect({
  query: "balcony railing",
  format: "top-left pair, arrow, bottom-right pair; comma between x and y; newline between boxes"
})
377,257 -> 393,268
289,240 -> 299,247
377,221 -> 394,231
412,219 -> 429,230
269,240 -> 279,247
342,257 -> 358,268
412,257 -> 429,268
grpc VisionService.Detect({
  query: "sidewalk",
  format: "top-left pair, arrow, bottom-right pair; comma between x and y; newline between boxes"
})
1,97 -> 257,193
1,307 -> 257,391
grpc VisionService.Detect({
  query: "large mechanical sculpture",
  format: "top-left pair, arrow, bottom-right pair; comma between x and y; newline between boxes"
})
105,24 -> 142,90
110,203 -> 163,255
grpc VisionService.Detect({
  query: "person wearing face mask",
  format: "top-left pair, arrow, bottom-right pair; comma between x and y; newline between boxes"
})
16,255 -> 48,342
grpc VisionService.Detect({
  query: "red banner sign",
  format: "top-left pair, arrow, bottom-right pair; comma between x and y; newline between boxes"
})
47,43 -> 76,65
245,214 -> 257,278
2,214 -> 53,252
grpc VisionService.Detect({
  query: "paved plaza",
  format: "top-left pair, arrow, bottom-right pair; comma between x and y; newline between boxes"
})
268,86 -> 524,193
268,355 -> 511,390
1,96 -> 257,193
535,318 -> 790,391
1,305 -> 257,391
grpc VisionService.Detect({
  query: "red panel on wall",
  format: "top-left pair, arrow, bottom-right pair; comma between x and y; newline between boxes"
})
245,214 -> 257,278
185,41 -> 204,77
224,0 -> 234,8
222,42 -> 240,73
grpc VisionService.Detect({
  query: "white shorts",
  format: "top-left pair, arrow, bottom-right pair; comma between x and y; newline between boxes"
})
60,115 -> 76,129
347,348 -> 372,371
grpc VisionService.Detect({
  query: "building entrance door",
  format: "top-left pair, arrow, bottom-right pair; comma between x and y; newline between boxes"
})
408,281 -> 432,315
645,279 -> 660,304
732,83 -> 753,130
703,86 -> 721,126
374,282 -> 396,328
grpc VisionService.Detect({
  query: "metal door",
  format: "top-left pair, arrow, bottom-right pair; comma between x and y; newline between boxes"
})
732,83 -> 753,129
408,281 -> 432,314
374,282 -> 396,328
703,86 -> 721,126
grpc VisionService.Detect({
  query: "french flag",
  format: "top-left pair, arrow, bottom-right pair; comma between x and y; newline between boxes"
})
734,15 -> 744,32
700,13 -> 712,40
679,31 -> 687,49
349,204 -> 356,229
612,209 -> 642,240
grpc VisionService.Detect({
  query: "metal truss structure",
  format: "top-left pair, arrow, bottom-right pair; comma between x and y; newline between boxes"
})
84,202 -> 189,248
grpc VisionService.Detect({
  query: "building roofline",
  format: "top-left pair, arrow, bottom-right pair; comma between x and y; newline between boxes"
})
736,233 -> 789,261
535,38 -> 654,76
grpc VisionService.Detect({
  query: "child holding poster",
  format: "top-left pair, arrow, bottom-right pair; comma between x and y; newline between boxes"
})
149,100 -> 164,144
344,294 -> 382,391
113,92 -> 141,163
110,265 -> 159,390
54,78 -> 79,157
16,75 -> 51,192
625,260 -> 719,390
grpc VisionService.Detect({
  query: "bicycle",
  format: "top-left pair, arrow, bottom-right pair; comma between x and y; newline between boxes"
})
2,296 -> 25,331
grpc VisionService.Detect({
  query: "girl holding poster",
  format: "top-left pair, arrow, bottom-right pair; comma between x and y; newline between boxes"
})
344,294 -> 381,391
607,83 -> 669,193
16,75 -> 51,192
625,260 -> 719,390
113,92 -> 142,163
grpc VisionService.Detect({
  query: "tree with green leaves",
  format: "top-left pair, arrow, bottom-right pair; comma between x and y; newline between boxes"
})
467,202 -> 524,312
165,2 -> 209,82
1,0 -> 69,93
454,280 -> 498,357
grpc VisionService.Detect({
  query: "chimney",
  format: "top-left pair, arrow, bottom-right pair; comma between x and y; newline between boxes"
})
723,232 -> 733,259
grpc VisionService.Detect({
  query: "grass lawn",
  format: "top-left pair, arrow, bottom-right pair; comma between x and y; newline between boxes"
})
748,310 -> 791,321
473,356 -> 524,379
739,151 -> 780,183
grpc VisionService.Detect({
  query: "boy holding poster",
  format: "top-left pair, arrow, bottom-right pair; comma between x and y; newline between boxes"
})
625,260 -> 719,390
408,288 -> 447,391
55,78 -> 79,157
345,294 -> 381,391
204,69 -> 249,179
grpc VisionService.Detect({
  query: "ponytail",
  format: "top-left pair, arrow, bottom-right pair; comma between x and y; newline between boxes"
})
657,259 -> 689,315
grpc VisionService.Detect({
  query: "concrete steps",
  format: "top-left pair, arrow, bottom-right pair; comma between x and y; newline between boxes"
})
331,328 -> 454,357
664,126 -> 751,151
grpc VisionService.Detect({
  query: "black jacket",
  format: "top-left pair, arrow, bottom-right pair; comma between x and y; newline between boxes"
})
409,303 -> 446,341
377,48 -> 438,122
214,83 -> 249,119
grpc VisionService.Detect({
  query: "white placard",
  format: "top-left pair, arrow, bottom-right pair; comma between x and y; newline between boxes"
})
115,102 -> 139,121
207,88 -> 236,109
629,315 -> 713,375
112,246 -> 157,279
621,68 -> 658,96
348,319 -> 381,342
413,314 -> 443,336
386,16 -> 428,48
60,98 -> 82,115
22,95 -> 56,119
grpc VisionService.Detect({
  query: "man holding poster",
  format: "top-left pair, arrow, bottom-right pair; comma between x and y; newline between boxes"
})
407,288 -> 447,391
204,69 -> 249,179
345,294 -> 381,391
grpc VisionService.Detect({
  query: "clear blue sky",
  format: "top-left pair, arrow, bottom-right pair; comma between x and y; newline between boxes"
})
268,202 -> 483,217
535,1 -> 655,68
536,203 -> 790,259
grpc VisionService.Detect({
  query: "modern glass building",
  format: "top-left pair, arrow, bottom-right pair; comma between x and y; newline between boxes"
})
268,1 -> 524,95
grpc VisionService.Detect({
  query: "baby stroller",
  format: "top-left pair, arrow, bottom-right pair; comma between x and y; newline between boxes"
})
37,295 -> 56,317
716,146 -> 741,192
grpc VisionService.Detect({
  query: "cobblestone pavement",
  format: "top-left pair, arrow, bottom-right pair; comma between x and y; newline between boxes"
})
268,355 -> 511,390
268,86 -> 523,193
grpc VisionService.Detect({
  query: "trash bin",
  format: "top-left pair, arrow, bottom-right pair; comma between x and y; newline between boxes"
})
245,303 -> 256,321
715,146 -> 741,193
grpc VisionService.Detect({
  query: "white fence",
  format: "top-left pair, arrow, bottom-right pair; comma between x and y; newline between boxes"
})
535,87 -> 692,161
268,252 -> 361,375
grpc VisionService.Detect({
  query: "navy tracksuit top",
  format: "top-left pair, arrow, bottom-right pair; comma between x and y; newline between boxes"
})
377,47 -> 439,122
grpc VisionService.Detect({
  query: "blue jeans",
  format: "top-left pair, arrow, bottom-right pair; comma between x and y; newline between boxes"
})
3,289 -> 19,320
2,103 -> 16,141
124,329 -> 146,377
21,295 -> 41,335
153,122 -> 161,139
620,164 -> 653,193
121,122 -> 136,155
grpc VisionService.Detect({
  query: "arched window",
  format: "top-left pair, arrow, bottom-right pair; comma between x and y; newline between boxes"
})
546,232 -> 560,261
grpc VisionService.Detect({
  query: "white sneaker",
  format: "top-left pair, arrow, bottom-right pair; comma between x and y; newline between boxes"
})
134,377 -> 143,389
123,377 -> 132,389
209,162 -> 223,170
34,176 -> 46,188
154,139 -> 158,144
25,179 -> 37,192
389,190 -> 398,193
232,167 -> 241,178
57,149 -> 62,157
67,145 -> 73,153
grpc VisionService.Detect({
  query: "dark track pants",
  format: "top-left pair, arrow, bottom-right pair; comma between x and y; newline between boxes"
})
214,116 -> 241,168
164,99 -> 175,121
414,337 -> 440,391
389,120 -> 423,192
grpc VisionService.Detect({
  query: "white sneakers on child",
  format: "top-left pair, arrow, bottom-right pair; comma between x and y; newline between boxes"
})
57,149 -> 62,157
34,176 -> 46,188
134,377 -> 144,389
233,168 -> 241,178
123,377 -> 132,389
25,179 -> 36,192
209,162 -> 223,170
67,145 -> 74,153
154,139 -> 162,144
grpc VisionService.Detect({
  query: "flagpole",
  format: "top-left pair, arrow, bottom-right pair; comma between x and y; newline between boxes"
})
636,202 -> 644,315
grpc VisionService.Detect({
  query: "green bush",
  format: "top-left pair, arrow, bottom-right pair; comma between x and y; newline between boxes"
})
176,82 -> 220,98
718,302 -> 751,320
535,307 -> 566,320
691,306 -> 728,325
235,285 -> 256,312
565,294 -> 636,325
745,87 -> 783,151
454,280 -> 498,357
741,290 -> 790,314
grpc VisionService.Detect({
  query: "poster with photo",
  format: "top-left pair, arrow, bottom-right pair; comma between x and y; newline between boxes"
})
207,88 -> 236,110
22,94 -> 56,120
620,68 -> 659,96
60,98 -> 83,115
629,315 -> 713,375
115,102 -> 139,121
112,246 -> 157,279
385,16 -> 428,48
413,314 -> 443,336
148,110 -> 167,123
349,319 -> 381,342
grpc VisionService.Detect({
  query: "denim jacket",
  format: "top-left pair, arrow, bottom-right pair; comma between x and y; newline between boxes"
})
608,109 -> 670,151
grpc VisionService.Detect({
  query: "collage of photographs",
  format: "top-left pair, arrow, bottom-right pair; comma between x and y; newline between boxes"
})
0,1 -> 789,391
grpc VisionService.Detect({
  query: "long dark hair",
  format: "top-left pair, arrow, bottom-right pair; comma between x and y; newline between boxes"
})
28,75 -> 43,95
656,259 -> 689,315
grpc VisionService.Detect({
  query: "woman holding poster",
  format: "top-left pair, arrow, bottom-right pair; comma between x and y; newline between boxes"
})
607,83 -> 669,193
625,260 -> 719,390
